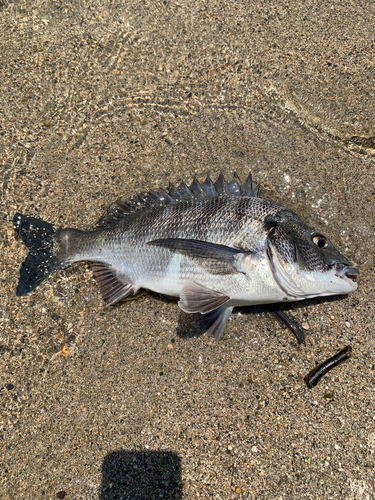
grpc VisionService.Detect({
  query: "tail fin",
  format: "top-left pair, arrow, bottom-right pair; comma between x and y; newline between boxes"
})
13,213 -> 63,296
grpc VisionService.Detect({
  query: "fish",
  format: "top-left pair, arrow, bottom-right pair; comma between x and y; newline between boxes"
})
13,172 -> 359,340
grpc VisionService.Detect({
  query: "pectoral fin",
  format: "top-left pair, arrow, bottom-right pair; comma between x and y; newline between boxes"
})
149,238 -> 247,274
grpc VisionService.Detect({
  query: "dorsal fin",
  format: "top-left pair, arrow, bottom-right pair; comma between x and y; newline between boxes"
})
241,172 -> 259,197
200,175 -> 216,197
189,176 -> 206,199
227,173 -> 242,196
214,172 -> 229,196
96,172 -> 260,228
168,183 -> 184,201
177,180 -> 193,200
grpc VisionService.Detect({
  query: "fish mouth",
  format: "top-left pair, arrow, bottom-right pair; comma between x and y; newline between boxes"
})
333,264 -> 360,286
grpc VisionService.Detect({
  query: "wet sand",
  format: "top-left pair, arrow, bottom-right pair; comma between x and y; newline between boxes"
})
1,0 -> 374,498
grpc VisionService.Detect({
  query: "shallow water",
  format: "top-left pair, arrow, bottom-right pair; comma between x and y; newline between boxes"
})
1,1 -> 375,499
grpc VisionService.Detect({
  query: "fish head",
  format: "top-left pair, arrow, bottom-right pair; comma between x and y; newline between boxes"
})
263,209 -> 359,299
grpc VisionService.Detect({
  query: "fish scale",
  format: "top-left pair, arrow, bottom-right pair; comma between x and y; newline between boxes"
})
13,172 -> 359,341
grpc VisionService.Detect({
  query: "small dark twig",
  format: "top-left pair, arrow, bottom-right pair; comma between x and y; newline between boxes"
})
304,345 -> 352,388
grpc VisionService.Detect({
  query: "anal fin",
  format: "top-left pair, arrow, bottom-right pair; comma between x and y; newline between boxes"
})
92,263 -> 139,306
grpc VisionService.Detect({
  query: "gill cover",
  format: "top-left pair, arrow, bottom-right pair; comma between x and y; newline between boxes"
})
265,237 -> 305,298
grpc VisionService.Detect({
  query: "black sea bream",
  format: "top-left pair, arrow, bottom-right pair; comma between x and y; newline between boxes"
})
14,172 -> 359,340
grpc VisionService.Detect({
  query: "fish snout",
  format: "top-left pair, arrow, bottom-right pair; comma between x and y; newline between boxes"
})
334,264 -> 360,289
342,266 -> 360,281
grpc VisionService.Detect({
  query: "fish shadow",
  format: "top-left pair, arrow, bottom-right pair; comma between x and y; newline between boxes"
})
247,294 -> 351,317
100,450 -> 182,500
176,311 -> 206,339
175,295 -> 351,340
117,289 -> 351,341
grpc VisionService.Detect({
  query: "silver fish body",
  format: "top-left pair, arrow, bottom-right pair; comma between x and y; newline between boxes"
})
14,173 -> 359,339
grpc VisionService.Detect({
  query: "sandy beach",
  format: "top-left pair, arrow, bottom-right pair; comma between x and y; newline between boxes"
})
1,0 -> 374,498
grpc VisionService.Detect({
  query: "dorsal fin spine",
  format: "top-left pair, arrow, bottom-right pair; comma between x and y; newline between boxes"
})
177,181 -> 194,200
200,175 -> 216,197
96,172 -> 259,228
168,183 -> 184,201
189,176 -> 206,199
214,172 -> 228,196
241,172 -> 254,197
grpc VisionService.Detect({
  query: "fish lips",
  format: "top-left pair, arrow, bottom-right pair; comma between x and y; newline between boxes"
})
333,264 -> 360,290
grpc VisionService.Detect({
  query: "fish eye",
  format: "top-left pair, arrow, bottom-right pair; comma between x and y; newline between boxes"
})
312,235 -> 328,249
268,225 -> 276,237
